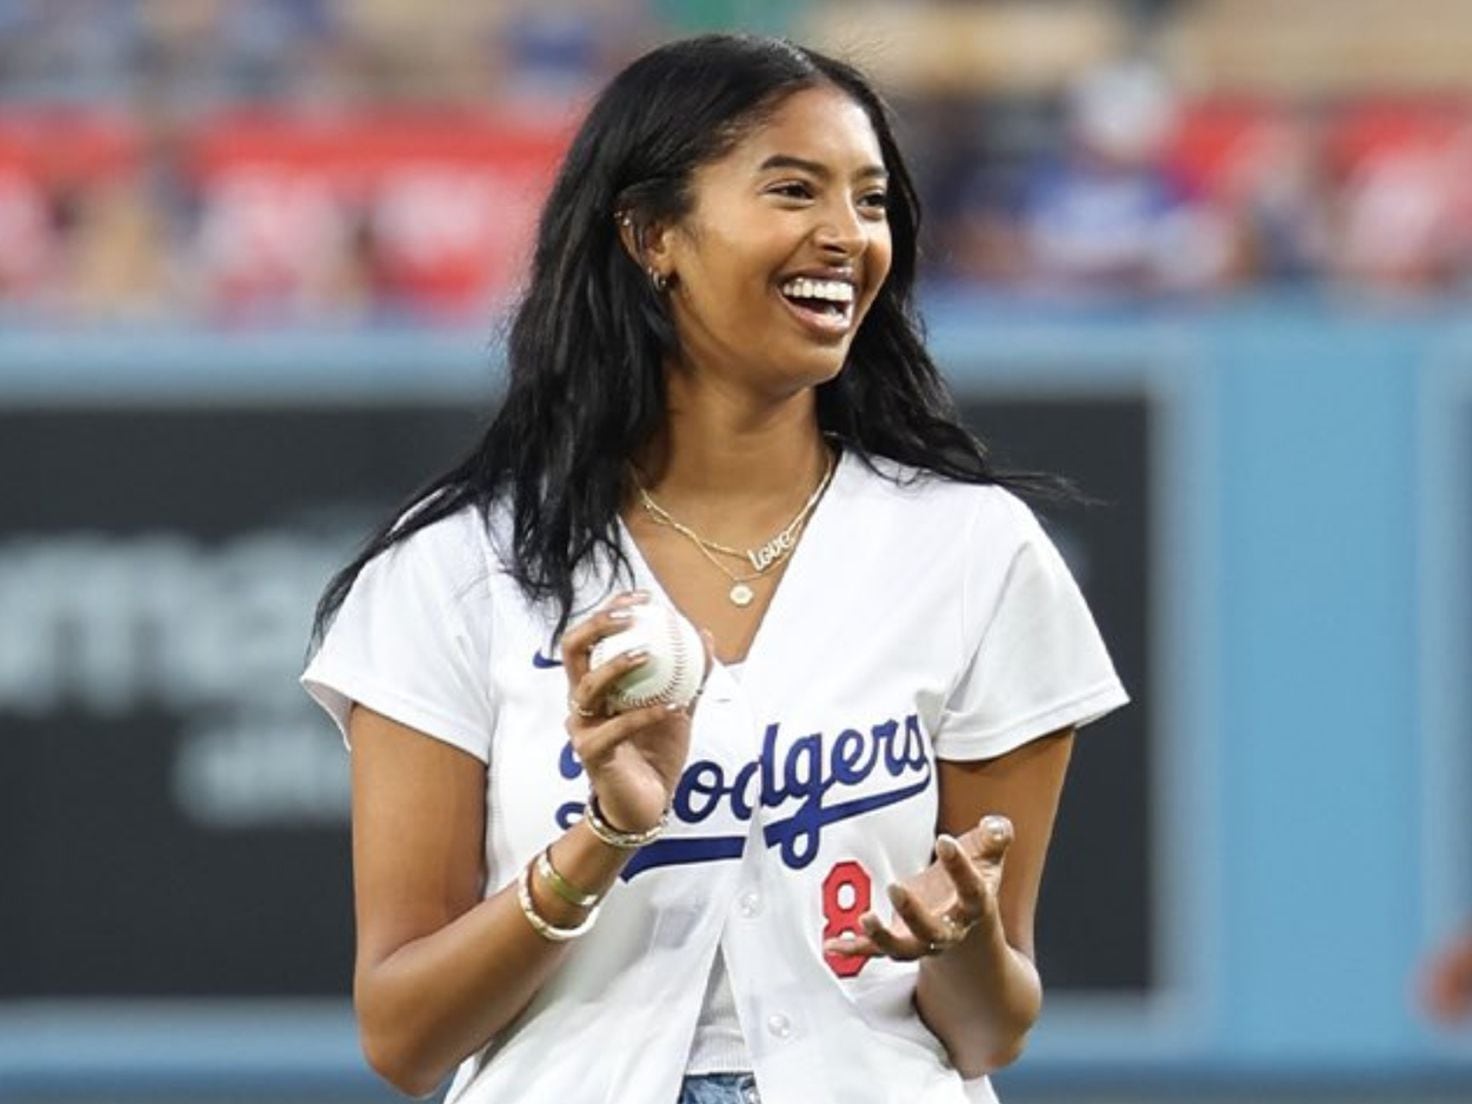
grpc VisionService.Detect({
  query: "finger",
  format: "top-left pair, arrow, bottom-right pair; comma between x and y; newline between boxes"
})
565,591 -> 649,657
885,882 -> 956,951
936,834 -> 990,922
859,912 -> 924,965
975,814 -> 1013,865
570,701 -> 682,769
560,591 -> 649,682
824,930 -> 881,960
859,909 -> 925,961
571,647 -> 651,719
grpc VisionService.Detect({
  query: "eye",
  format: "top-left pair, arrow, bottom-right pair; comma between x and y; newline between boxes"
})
858,190 -> 890,217
768,181 -> 815,201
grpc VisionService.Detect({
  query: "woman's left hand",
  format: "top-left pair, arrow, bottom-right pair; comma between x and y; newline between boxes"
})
824,815 -> 1013,962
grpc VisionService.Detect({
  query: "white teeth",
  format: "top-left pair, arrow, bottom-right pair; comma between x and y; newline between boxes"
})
779,277 -> 855,304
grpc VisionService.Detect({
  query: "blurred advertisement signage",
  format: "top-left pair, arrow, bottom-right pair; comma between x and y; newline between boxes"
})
0,405 -> 480,997
959,395 -> 1153,992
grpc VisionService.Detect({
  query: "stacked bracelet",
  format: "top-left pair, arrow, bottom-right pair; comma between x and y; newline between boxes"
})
517,861 -> 600,943
535,846 -> 601,908
584,794 -> 668,850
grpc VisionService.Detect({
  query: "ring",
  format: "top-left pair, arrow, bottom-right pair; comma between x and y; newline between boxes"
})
568,697 -> 598,720
939,915 -> 972,944
926,940 -> 944,956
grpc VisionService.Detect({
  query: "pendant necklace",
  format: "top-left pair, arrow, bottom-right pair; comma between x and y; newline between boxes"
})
634,449 -> 836,607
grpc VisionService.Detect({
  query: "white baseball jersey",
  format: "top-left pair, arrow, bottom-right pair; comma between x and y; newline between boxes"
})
302,449 -> 1128,1104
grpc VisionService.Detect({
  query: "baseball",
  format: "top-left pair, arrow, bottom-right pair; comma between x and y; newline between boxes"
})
589,601 -> 706,713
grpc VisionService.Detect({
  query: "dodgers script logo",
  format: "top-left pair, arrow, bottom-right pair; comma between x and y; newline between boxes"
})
556,713 -> 932,880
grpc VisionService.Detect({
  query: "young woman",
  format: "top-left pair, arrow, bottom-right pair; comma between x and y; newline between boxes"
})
304,34 -> 1127,1104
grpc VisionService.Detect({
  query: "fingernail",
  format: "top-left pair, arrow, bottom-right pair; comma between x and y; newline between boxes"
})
624,647 -> 650,663
664,701 -> 684,713
936,834 -> 958,855
608,608 -> 634,622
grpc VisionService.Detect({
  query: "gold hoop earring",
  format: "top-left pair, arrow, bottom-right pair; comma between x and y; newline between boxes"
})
649,268 -> 669,293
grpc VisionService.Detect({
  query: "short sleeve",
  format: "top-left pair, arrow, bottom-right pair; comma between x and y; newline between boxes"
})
301,510 -> 497,763
932,494 -> 1129,761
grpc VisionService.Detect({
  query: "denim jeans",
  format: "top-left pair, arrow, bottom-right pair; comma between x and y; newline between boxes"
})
677,1072 -> 760,1104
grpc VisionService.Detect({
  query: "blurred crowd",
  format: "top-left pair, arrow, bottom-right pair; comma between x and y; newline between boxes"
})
4,0 -> 1472,325
912,66 -> 1472,301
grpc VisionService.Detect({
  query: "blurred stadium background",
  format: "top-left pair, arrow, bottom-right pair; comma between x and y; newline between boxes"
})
2,1 -> 1471,1101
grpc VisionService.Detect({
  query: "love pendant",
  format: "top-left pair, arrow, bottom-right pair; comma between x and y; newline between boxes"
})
729,582 -> 755,607
747,530 -> 795,572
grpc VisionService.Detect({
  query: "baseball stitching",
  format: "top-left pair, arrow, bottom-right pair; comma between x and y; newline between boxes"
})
618,606 -> 693,710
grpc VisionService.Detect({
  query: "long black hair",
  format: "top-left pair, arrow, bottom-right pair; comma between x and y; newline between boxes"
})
312,33 -> 1049,645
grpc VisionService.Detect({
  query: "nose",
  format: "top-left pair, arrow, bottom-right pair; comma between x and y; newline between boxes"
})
813,196 -> 866,258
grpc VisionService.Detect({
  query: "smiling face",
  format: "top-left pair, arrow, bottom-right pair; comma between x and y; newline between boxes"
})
644,84 -> 894,397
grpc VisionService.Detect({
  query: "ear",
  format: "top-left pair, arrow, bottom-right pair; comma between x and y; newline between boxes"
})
616,212 -> 678,282
641,221 -> 678,278
615,213 -> 641,265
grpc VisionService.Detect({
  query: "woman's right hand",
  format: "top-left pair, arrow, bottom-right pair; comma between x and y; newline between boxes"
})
560,591 -> 701,834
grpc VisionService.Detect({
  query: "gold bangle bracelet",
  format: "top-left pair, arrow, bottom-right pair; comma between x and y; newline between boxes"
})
516,862 -> 599,943
584,794 -> 668,850
536,845 -> 601,908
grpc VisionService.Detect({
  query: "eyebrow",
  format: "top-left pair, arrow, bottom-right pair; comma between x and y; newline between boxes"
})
756,154 -> 888,182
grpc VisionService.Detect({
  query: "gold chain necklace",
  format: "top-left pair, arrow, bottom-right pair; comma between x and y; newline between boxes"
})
634,449 -> 837,607
653,519 -> 780,608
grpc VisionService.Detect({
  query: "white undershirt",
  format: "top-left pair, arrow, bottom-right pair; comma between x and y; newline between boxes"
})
685,948 -> 752,1074
685,660 -> 753,1075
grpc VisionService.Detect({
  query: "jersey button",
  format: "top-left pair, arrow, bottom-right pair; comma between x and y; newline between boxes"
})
765,1012 -> 792,1040
737,891 -> 761,917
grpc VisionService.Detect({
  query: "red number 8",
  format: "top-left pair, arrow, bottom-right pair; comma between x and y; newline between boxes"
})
822,860 -> 872,978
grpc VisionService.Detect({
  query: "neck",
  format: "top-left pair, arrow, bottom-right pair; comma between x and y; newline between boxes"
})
638,365 -> 829,499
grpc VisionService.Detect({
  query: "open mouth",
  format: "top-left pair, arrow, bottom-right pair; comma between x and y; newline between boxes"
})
778,276 -> 855,335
